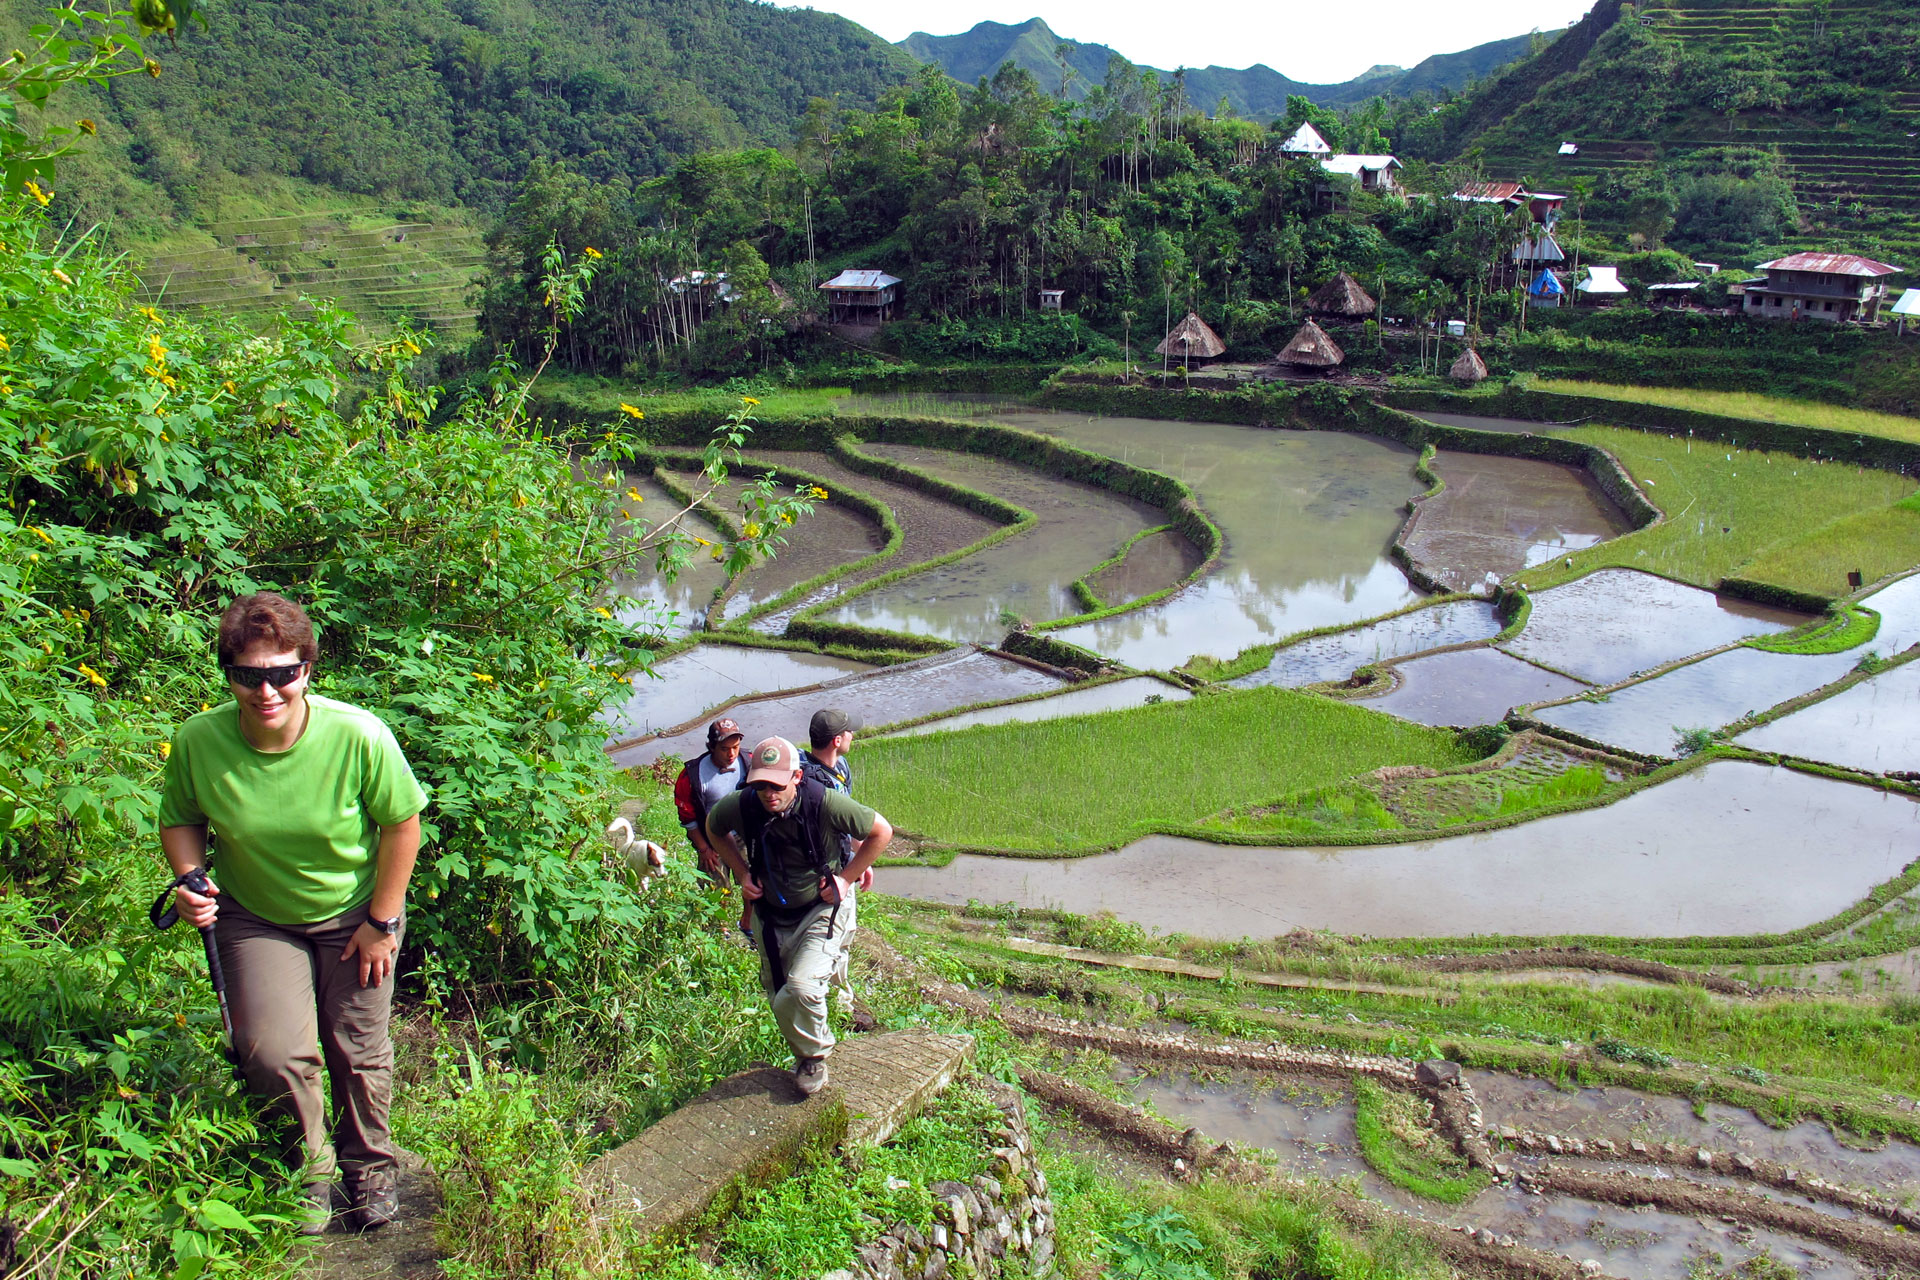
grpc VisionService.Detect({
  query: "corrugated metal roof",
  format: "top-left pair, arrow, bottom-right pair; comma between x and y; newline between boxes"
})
1320,154 -> 1399,177
1451,181 -> 1527,203
1280,123 -> 1332,155
1558,141 -> 1579,155
1513,233 -> 1565,263
1754,252 -> 1899,277
1577,266 -> 1628,294
819,270 -> 901,291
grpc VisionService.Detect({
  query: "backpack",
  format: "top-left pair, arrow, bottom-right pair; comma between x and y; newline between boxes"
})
800,754 -> 856,861
736,778 -> 845,924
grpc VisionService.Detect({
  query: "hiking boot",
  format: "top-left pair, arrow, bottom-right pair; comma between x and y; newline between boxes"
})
296,1181 -> 334,1236
350,1166 -> 399,1232
793,1056 -> 829,1097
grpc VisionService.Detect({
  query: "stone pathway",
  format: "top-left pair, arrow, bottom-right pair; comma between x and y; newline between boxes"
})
305,1150 -> 443,1279
587,1029 -> 975,1239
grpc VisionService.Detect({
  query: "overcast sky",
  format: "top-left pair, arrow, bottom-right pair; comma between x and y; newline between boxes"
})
788,0 -> 1596,84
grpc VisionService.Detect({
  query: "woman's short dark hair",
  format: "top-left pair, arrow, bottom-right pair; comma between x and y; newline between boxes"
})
217,592 -> 318,666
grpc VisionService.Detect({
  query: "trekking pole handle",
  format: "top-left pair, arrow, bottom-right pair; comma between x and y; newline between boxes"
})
149,866 -> 215,932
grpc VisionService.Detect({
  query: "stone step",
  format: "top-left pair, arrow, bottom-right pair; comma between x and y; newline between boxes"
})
586,1029 -> 975,1240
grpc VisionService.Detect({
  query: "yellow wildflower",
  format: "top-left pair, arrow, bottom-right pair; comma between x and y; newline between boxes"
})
692,537 -> 711,547
743,521 -> 760,538
158,741 -> 171,760
22,181 -> 47,206
77,118 -> 96,135
221,380 -> 236,394
625,487 -> 644,502
741,396 -> 759,406
403,338 -> 421,356
471,671 -> 494,684
76,662 -> 107,688
50,269 -> 71,286
582,246 -> 602,260
27,525 -> 50,543
779,511 -> 794,525
594,606 -> 612,618
618,403 -> 645,420
711,547 -> 726,561
0,334 -> 10,352
144,59 -> 161,77
809,485 -> 829,500
146,335 -> 166,363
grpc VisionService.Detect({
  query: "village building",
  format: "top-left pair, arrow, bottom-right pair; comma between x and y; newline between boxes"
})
1527,268 -> 1566,309
1156,311 -> 1226,366
1307,272 -> 1376,323
1892,287 -> 1920,334
818,269 -> 903,325
1450,348 -> 1489,383
1451,182 -> 1565,229
1278,122 -> 1333,158
1740,252 -> 1899,323
1274,319 -> 1345,374
1576,265 -> 1628,303
1318,153 -> 1401,197
1038,289 -> 1065,312
1646,281 -> 1703,309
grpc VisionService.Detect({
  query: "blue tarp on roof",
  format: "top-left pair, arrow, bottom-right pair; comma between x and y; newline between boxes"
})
1529,268 -> 1565,298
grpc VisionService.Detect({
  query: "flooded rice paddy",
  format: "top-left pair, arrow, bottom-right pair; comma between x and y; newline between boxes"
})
1229,599 -> 1501,688
879,762 -> 1919,937
1088,528 -> 1202,604
879,677 -> 1190,738
1738,658 -> 1920,773
604,644 -> 873,743
1399,409 -> 1581,435
825,443 -> 1163,642
605,475 -> 732,636
1364,647 -> 1586,727
609,648 -> 1062,768
1401,451 -> 1630,592
1503,569 -> 1808,685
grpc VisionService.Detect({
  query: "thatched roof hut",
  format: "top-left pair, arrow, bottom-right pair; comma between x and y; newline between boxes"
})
1155,311 -> 1227,363
1449,348 -> 1489,384
1308,272 -> 1376,318
1275,319 -> 1345,368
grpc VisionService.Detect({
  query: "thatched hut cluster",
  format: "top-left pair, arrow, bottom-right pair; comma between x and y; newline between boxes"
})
1308,272 -> 1376,321
1449,348 -> 1488,384
1155,311 -> 1227,365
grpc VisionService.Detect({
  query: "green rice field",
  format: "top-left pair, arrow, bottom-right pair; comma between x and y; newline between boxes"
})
858,688 -> 1481,853
1534,379 -> 1920,445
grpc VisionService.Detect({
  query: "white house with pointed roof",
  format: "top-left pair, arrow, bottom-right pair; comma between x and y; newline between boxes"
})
1279,122 -> 1332,158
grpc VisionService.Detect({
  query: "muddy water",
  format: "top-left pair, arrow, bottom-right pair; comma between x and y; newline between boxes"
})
1737,659 -> 1920,773
1134,1067 -> 1863,1277
958,405 -> 1427,669
609,649 -> 1063,768
1403,452 -> 1630,592
1398,410 -> 1581,435
1538,647 -> 1860,757
602,644 -> 874,743
713,477 -> 886,622
879,762 -> 1918,937
824,444 -> 1162,642
1470,1070 -> 1920,1201
1504,569 -> 1808,685
1229,599 -> 1502,688
605,475 -> 732,635
727,451 -> 1001,636
1366,648 -> 1586,726
880,677 -> 1190,738
1091,528 -> 1203,604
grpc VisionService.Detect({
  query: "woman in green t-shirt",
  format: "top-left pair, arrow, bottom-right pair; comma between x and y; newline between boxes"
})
158,592 -> 427,1236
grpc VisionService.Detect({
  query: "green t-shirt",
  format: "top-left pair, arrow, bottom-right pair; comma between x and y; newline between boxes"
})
158,694 -> 428,925
706,787 -> 876,917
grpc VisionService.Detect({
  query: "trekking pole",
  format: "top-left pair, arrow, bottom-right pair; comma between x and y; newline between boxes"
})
149,867 -> 242,1078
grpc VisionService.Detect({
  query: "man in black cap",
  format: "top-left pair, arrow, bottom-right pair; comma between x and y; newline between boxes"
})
673,717 -> 748,882
804,708 -> 867,1004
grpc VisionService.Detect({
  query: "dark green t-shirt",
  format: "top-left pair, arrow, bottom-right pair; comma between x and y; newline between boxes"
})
158,694 -> 428,925
706,787 -> 876,915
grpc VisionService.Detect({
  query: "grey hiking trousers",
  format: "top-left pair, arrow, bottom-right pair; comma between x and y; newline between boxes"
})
751,890 -> 855,1061
214,896 -> 401,1182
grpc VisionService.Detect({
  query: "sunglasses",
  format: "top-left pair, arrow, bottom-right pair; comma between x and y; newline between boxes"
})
748,781 -> 787,795
224,662 -> 309,689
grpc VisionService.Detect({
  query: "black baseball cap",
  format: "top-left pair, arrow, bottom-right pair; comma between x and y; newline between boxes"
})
808,708 -> 863,744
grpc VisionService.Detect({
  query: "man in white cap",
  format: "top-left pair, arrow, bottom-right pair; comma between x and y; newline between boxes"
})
703,736 -> 892,1095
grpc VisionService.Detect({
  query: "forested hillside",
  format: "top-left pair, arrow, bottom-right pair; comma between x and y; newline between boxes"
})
899,17 -> 1537,118
14,0 -> 916,241
1389,0 -> 1920,268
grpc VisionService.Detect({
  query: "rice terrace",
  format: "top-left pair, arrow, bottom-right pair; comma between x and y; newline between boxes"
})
19,0 -> 1920,1278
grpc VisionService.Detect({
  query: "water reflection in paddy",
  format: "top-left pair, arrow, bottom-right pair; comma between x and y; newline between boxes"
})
605,474 -> 731,636
1738,659 -> 1920,774
1404,452 -> 1630,592
1398,409 -> 1579,435
1504,569 -> 1807,685
1366,648 -> 1585,726
602,644 -> 874,745
1230,599 -> 1501,688
824,443 -> 1163,643
879,763 -> 1917,937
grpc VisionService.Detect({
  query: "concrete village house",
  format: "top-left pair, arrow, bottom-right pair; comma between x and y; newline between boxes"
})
1740,252 -> 1900,323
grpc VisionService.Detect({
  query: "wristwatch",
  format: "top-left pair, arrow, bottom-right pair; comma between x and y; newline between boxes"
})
368,912 -> 402,935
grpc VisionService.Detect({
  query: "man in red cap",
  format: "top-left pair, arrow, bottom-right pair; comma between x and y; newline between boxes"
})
704,736 -> 892,1096
673,718 -> 748,882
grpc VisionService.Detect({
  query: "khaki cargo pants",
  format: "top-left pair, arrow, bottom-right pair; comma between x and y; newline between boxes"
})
214,896 -> 400,1182
751,891 -> 855,1061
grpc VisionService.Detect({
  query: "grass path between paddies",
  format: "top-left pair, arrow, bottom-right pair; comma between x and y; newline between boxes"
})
1518,424 -> 1919,596
1533,378 -> 1920,445
858,686 -> 1480,854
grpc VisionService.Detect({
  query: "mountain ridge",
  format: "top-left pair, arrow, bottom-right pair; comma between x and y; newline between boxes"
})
898,16 -> 1538,118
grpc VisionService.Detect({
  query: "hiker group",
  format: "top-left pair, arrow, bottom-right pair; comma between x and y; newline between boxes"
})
673,709 -> 892,1097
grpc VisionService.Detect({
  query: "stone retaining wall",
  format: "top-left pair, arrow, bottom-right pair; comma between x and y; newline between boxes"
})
834,1078 -> 1058,1280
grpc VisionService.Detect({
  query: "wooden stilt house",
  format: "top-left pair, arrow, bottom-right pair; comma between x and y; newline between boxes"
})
1275,319 -> 1345,373
1155,311 -> 1227,366
1307,273 -> 1376,323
